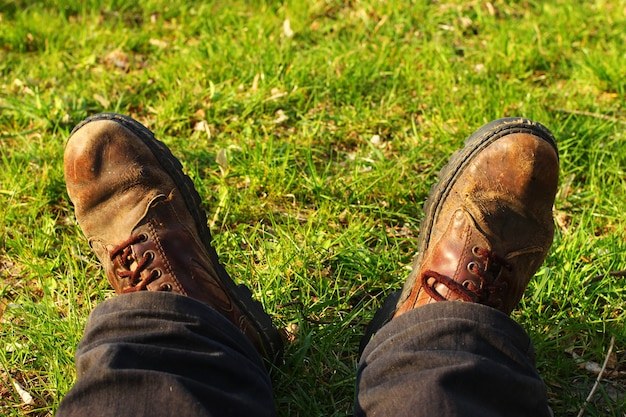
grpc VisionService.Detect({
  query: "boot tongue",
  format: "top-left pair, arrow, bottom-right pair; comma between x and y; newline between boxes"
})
83,190 -> 161,244
86,193 -> 167,268
423,208 -> 491,300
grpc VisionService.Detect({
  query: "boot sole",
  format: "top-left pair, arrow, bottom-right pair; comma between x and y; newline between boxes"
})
359,117 -> 557,356
71,113 -> 284,364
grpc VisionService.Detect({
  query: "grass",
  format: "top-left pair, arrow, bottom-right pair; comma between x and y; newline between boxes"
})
1,0 -> 625,415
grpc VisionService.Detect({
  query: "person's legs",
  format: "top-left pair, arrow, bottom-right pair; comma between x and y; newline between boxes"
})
59,113 -> 282,416
356,118 -> 559,416
356,302 -> 550,417
58,292 -> 274,417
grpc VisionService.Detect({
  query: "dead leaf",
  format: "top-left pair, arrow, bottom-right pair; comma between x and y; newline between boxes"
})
104,49 -> 129,71
266,88 -> 287,101
283,19 -> 294,38
555,211 -> 571,233
273,109 -> 289,124
93,93 -> 110,108
13,380 -> 34,405
149,38 -> 168,48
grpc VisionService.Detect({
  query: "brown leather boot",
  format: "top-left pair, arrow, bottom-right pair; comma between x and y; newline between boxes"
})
64,113 -> 283,363
394,118 -> 559,316
361,118 -> 558,352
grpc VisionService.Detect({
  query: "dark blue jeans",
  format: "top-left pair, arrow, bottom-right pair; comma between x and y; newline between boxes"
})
356,302 -> 551,417
56,292 -> 550,416
56,292 -> 275,416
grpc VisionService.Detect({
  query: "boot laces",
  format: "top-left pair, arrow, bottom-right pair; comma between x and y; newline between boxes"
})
421,247 -> 511,305
110,234 -> 161,293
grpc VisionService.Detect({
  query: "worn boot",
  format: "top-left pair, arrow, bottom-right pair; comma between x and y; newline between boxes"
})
64,113 -> 283,363
361,118 -> 558,351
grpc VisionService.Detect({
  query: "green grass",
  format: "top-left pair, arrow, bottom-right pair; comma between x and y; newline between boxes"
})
1,0 -> 625,415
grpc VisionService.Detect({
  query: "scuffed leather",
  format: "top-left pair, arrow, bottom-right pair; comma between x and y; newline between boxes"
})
395,133 -> 559,316
65,120 -> 258,351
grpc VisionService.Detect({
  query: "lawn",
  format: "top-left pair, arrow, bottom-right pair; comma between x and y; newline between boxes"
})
1,0 -> 625,416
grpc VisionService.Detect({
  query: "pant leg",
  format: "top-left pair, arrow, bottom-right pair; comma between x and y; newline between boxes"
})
355,301 -> 551,417
57,291 -> 275,417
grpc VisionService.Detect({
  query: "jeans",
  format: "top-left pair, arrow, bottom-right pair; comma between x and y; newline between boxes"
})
56,292 -> 275,417
356,302 -> 551,417
56,292 -> 550,417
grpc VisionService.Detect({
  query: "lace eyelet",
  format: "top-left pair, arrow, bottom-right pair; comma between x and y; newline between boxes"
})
159,282 -> 173,292
472,246 -> 481,256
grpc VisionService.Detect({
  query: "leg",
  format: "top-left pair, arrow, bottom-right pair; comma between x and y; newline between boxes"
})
58,292 -> 274,417
356,118 -> 559,416
60,113 -> 283,415
356,302 -> 550,417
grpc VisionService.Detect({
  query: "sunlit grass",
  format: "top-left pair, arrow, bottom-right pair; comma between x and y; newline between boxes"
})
1,1 -> 625,415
